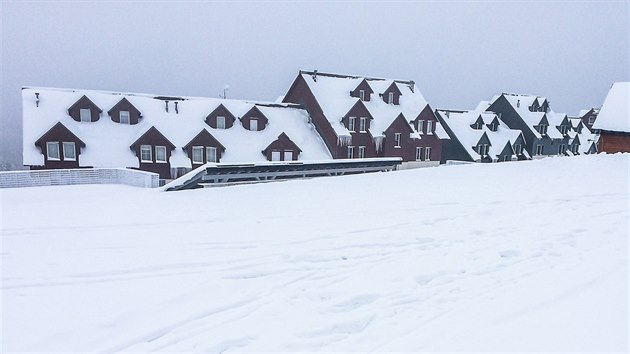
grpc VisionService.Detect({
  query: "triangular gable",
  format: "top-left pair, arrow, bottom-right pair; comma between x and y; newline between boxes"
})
130,126 -> 175,150
343,99 -> 374,120
384,113 -> 414,135
205,104 -> 236,123
263,132 -> 302,154
183,129 -> 226,151
470,115 -> 485,129
498,141 -> 514,156
68,95 -> 102,113
538,114 -> 550,126
476,132 -> 491,147
241,105 -> 269,124
107,97 -> 140,115
383,82 -> 402,95
34,122 -> 86,147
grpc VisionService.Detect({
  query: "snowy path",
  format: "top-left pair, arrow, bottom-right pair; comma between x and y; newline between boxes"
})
1,154 -> 628,353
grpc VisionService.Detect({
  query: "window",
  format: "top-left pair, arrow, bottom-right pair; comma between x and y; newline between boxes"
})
416,147 -> 423,161
572,144 -> 579,154
560,125 -> 568,135
46,142 -> 60,160
538,124 -> 547,135
348,117 -> 356,132
155,146 -> 167,163
119,110 -> 130,124
140,145 -> 152,162
425,147 -> 432,161
388,92 -> 394,104
359,90 -> 365,101
394,133 -> 401,148
80,109 -> 91,122
513,144 -> 522,155
192,146 -> 203,164
417,120 -> 424,133
478,144 -> 489,156
359,117 -> 367,132
216,116 -> 226,129
427,120 -> 433,135
284,150 -> 293,161
250,119 -> 258,131
588,116 -> 595,124
558,144 -> 566,155
358,146 -> 366,158
503,155 -> 510,162
347,146 -> 354,159
206,147 -> 217,163
536,145 -> 544,155
271,150 -> 281,161
62,142 -> 76,161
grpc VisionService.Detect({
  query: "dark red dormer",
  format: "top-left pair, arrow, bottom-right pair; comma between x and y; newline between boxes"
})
108,97 -> 142,125
381,82 -> 402,105
129,126 -> 175,179
183,129 -> 226,166
34,122 -> 86,169
262,132 -> 302,161
240,106 -> 269,131
350,79 -> 374,102
342,100 -> 373,133
68,95 -> 102,122
205,104 -> 236,129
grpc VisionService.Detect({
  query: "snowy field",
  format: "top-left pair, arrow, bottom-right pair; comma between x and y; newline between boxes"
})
1,154 -> 628,353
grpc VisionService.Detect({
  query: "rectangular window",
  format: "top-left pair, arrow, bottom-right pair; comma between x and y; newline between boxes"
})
348,117 -> 356,132
62,142 -> 76,161
284,150 -> 294,161
388,92 -> 394,104
588,116 -> 595,124
271,150 -> 281,161
347,146 -> 354,159
46,142 -> 60,160
359,117 -> 367,132
559,144 -> 566,155
394,133 -> 401,147
216,116 -> 226,129
539,124 -> 547,135
250,119 -> 258,131
80,109 -> 91,122
416,147 -> 423,161
572,144 -> 578,154
140,145 -> 152,162
119,110 -> 130,124
418,120 -> 424,133
206,147 -> 217,163
514,144 -> 522,155
359,90 -> 365,101
192,146 -> 203,164
536,145 -> 544,155
358,146 -> 366,158
427,120 -> 433,135
503,155 -> 510,162
155,146 -> 167,163
425,147 -> 432,161
560,126 -> 568,135
479,144 -> 489,156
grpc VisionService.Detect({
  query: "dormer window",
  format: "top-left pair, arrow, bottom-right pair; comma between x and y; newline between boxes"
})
513,144 -> 522,155
418,120 -> 424,133
47,142 -> 60,160
588,116 -> 595,124
120,111 -> 130,124
63,142 -> 76,161
478,144 -> 489,156
140,145 -> 152,162
348,117 -> 356,132
250,118 -> 258,131
80,109 -> 91,122
359,117 -> 367,132
427,120 -> 433,135
217,116 -> 226,129
359,90 -> 365,101
394,133 -> 401,147
388,92 -> 394,104
538,124 -> 548,135
560,125 -> 568,135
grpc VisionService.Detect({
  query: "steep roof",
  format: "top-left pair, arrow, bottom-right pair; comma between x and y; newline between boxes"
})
491,93 -> 567,139
22,87 -> 331,168
592,82 -> 630,133
437,108 -> 524,161
299,71 -> 432,139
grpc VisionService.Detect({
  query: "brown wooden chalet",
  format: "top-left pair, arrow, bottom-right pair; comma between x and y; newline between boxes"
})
129,126 -> 175,179
205,104 -> 236,129
108,97 -> 142,125
34,122 -> 86,169
240,106 -> 269,131
182,129 -> 226,167
68,95 -> 102,122
592,83 -> 629,153
262,132 -> 302,161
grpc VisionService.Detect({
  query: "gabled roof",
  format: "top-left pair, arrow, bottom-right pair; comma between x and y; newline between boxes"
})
592,82 -> 630,133
491,93 -> 566,139
68,95 -> 102,113
130,126 -> 176,150
298,70 -> 431,138
34,121 -> 86,147
22,87 -> 332,168
437,108 -> 524,161
263,132 -> 303,154
107,97 -> 140,115
183,129 -> 226,151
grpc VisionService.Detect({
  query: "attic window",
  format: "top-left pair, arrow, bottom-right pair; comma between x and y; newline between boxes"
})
560,125 -> 568,135
359,117 -> 367,132
394,133 -> 401,147
572,144 -> 578,154
388,92 -> 394,104
140,145 -> 152,162
538,124 -> 548,135
418,120 -> 424,133
63,142 -> 76,161
359,90 -> 365,101
206,147 -> 217,163
46,142 -> 60,160
348,117 -> 356,132
588,116 -> 595,124
217,116 -> 226,129
250,118 -> 258,131
80,109 -> 91,122
513,144 -> 522,155
478,144 -> 489,157
192,146 -> 203,164
120,111 -> 130,124
427,121 -> 433,135
155,146 -> 167,163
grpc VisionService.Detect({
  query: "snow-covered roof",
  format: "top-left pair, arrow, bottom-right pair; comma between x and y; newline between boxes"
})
567,123 -> 599,154
493,93 -> 567,139
22,87 -> 331,168
437,108 -> 524,161
300,71 -> 434,139
592,82 -> 630,133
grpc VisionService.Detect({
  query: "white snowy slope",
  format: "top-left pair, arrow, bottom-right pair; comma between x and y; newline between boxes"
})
1,154 -> 628,353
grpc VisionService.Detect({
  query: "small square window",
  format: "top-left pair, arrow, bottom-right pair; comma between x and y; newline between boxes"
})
206,147 -> 217,163
62,142 -> 76,161
46,142 -> 60,160
119,111 -> 130,124
140,145 -> 152,162
155,146 -> 167,163
80,109 -> 91,122
216,116 -> 226,129
192,146 -> 203,164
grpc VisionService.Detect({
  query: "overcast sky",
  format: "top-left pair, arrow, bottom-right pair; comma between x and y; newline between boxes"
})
1,1 -> 628,168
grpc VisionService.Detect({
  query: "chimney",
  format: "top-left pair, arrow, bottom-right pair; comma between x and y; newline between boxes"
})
517,99 -> 520,108
409,80 -> 415,93
35,92 -> 40,107
174,101 -> 179,114
312,70 -> 318,82
165,100 -> 169,113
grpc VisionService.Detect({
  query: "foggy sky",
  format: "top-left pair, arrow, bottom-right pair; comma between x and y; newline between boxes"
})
1,1 -> 628,168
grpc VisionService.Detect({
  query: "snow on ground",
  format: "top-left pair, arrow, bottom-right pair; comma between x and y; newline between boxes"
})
1,154 -> 628,353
